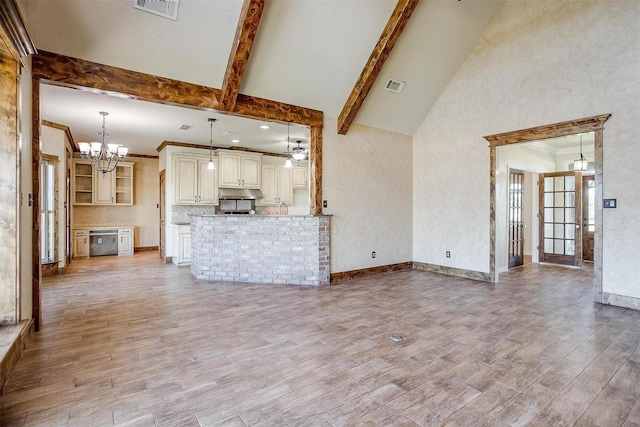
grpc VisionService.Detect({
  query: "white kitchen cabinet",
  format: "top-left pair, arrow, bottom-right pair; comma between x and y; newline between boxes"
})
73,161 -> 94,205
260,164 -> 292,205
173,155 -> 218,205
118,227 -> 134,256
94,170 -> 115,204
217,150 -> 262,188
72,160 -> 133,205
73,230 -> 89,258
292,166 -> 309,189
172,225 -> 191,266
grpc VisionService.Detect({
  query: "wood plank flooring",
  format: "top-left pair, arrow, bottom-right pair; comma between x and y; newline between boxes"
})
2,254 -> 640,426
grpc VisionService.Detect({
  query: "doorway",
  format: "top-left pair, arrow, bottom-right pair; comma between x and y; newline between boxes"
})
484,115 -> 609,303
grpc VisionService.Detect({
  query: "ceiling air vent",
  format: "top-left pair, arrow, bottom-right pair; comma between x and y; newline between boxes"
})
133,0 -> 179,20
384,78 -> 406,94
179,125 -> 191,130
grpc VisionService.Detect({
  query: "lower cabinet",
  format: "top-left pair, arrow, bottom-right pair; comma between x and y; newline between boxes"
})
73,227 -> 134,258
172,225 -> 191,266
73,230 -> 90,258
118,227 -> 134,256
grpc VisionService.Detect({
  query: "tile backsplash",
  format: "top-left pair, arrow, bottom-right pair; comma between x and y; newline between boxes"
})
172,205 -> 216,223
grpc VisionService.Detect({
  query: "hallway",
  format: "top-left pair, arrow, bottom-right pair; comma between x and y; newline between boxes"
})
1,254 -> 639,426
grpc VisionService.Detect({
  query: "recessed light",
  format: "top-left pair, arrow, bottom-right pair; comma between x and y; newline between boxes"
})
260,125 -> 270,129
231,139 -> 239,143
223,131 -> 233,136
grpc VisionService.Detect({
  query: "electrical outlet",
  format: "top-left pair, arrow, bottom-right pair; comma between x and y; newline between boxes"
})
372,251 -> 376,258
446,251 -> 451,258
323,200 -> 327,208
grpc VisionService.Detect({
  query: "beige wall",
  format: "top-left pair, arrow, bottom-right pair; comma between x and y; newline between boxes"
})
74,156 -> 159,248
413,1 -> 640,300
323,116 -> 413,273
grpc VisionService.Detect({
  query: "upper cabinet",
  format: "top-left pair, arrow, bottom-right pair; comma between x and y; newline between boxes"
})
217,149 -> 262,188
292,166 -> 309,189
73,159 -> 133,205
260,164 -> 292,205
173,154 -> 218,205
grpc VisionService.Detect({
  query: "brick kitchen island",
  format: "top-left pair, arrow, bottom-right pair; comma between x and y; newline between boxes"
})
190,214 -> 330,286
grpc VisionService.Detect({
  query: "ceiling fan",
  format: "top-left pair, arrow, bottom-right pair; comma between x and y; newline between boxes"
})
291,140 -> 308,160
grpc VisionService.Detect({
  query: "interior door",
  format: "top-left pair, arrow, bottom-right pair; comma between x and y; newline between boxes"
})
508,169 -> 525,268
538,171 -> 582,266
582,175 -> 595,261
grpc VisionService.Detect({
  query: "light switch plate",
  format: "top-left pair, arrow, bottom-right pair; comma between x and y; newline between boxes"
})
604,198 -> 617,208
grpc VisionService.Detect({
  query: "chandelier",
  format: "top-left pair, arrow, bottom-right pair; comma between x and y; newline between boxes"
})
573,134 -> 588,172
77,112 -> 128,174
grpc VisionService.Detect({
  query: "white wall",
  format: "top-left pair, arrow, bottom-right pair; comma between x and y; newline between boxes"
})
413,0 -> 640,299
323,117 -> 413,273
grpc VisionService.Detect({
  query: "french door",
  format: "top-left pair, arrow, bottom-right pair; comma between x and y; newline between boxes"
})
508,169 -> 525,268
538,171 -> 582,266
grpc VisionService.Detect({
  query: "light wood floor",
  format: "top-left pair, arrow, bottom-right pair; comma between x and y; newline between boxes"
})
2,254 -> 640,426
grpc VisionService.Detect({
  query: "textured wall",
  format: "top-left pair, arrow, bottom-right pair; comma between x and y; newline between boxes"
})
413,1 -> 640,299
322,117 -> 413,273
0,44 -> 18,325
74,157 -> 159,248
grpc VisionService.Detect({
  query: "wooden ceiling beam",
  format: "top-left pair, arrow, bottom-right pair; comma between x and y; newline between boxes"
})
220,0 -> 265,111
337,0 -> 419,135
31,50 -> 323,128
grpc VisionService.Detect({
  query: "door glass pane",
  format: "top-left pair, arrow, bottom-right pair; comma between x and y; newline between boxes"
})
565,176 -> 575,191
555,224 -> 564,238
545,208 -> 554,220
544,177 -> 554,192
565,192 -> 575,207
544,223 -> 554,237
554,177 -> 565,191
554,208 -> 564,222
554,239 -> 564,254
565,208 -> 575,223
545,239 -> 554,253
554,193 -> 564,207
566,240 -> 575,256
544,193 -> 553,207
565,224 -> 575,239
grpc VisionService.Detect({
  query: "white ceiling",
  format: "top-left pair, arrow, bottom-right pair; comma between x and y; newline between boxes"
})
41,84 -> 310,156
19,0 -> 506,155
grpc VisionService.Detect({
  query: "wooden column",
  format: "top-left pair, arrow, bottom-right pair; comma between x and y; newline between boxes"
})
309,126 -> 323,215
31,79 -> 41,331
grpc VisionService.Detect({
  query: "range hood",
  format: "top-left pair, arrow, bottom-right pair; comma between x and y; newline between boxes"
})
218,188 -> 263,200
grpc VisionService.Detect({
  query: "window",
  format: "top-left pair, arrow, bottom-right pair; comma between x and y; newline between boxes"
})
41,156 -> 57,263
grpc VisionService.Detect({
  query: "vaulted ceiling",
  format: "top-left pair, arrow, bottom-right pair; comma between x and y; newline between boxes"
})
19,0 -> 505,156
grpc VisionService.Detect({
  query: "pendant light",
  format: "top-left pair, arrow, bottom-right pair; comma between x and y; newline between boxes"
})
78,112 -> 128,174
284,124 -> 293,168
207,118 -> 216,170
574,134 -> 588,172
